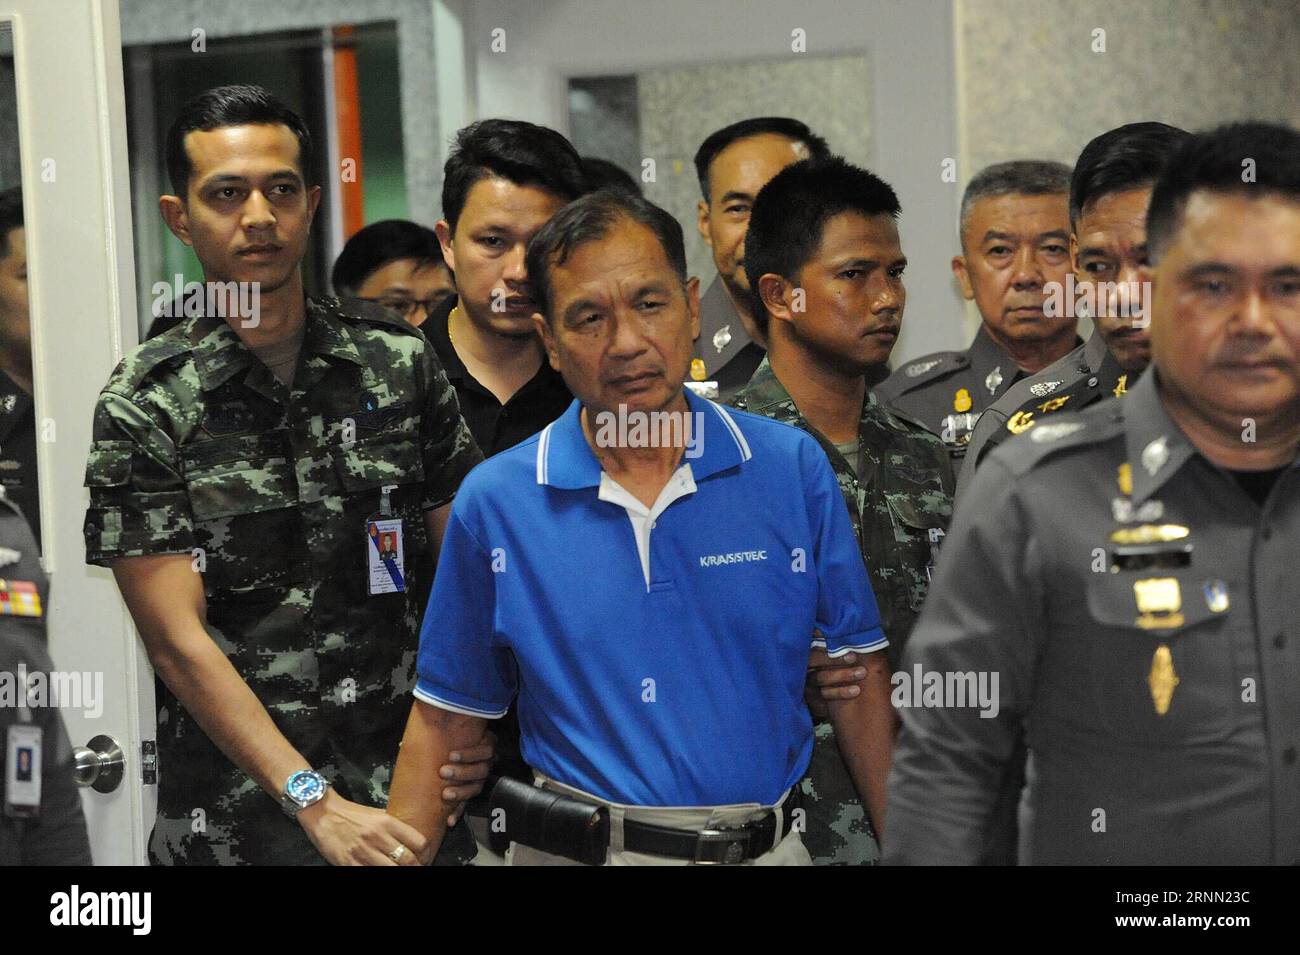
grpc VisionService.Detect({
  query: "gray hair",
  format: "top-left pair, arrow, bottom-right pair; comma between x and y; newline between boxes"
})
959,160 -> 1072,245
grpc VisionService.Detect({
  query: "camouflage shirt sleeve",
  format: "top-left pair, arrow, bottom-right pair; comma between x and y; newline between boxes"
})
417,342 -> 484,510
83,389 -> 197,565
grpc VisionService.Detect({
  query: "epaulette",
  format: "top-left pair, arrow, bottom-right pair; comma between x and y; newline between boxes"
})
102,328 -> 193,397
329,295 -> 425,340
876,350 -> 969,399
990,399 -> 1125,477
873,397 -> 938,437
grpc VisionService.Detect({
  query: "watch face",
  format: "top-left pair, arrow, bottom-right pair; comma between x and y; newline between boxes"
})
287,771 -> 325,804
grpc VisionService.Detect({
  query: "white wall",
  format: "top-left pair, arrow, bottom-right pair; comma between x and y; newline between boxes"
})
464,0 -> 966,363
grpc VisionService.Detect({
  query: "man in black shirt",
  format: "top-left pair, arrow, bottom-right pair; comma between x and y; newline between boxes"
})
430,120 -> 585,456
0,189 -> 38,549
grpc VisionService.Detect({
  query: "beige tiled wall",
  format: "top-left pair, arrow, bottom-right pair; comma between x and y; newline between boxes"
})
958,0 -> 1300,174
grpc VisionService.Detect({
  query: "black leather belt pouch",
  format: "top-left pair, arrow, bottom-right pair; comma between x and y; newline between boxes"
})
487,776 -> 610,866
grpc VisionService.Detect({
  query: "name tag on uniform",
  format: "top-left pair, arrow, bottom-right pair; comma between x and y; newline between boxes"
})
5,724 -> 42,818
366,519 -> 406,595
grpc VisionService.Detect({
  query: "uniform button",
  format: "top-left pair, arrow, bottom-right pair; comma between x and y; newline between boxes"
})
1087,376 -> 1098,387
1276,632 -> 1287,650
1285,746 -> 1297,765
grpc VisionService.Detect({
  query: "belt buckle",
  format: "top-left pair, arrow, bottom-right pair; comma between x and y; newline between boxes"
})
693,827 -> 750,865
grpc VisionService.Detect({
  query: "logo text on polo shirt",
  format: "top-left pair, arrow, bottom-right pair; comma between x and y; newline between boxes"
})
699,549 -> 767,568
594,404 -> 706,459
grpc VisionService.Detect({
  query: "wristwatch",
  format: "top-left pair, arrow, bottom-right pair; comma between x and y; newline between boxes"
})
280,769 -> 329,819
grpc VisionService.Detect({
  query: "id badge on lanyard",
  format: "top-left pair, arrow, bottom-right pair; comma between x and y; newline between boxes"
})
925,526 -> 946,583
366,483 -> 406,596
5,677 -> 42,818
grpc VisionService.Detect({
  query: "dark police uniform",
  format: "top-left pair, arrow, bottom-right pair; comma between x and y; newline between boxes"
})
873,326 -> 1024,460
0,371 -> 38,549
957,331 -> 1133,498
886,370 -> 1300,864
690,277 -> 764,403
0,495 -> 92,865
83,297 -> 483,865
731,358 -> 952,864
421,296 -> 572,458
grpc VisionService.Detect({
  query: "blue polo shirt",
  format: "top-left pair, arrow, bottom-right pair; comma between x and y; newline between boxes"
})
415,388 -> 885,807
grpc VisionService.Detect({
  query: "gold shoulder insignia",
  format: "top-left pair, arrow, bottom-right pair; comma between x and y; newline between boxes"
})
1006,410 -> 1035,434
1036,395 -> 1070,414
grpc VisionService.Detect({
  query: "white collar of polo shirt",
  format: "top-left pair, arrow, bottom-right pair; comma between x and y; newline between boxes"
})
597,465 -> 698,592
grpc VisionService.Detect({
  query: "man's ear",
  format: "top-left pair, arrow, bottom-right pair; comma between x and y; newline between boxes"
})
1137,262 -> 1158,326
697,199 -> 712,245
306,184 -> 322,224
435,220 -> 457,274
757,273 -> 792,329
1069,232 -> 1084,284
951,254 -> 974,301
685,275 -> 701,342
159,195 -> 192,247
532,311 -> 560,372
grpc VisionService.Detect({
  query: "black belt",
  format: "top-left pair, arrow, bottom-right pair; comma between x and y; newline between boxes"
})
621,786 -> 804,864
488,776 -> 804,865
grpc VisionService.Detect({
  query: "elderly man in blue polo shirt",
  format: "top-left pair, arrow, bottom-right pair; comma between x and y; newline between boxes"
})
386,188 -> 894,866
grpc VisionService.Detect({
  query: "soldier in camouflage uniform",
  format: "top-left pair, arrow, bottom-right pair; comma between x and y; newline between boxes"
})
732,156 -> 953,864
82,86 -> 486,865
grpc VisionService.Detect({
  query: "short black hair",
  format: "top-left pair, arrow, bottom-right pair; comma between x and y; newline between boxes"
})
441,120 -> 587,234
331,219 -> 447,296
0,187 -> 22,260
525,188 -> 687,322
165,85 -> 314,198
744,157 -> 901,334
693,117 -> 830,202
959,160 -> 1071,243
581,156 -> 642,196
1148,121 -> 1300,263
1070,122 -> 1190,225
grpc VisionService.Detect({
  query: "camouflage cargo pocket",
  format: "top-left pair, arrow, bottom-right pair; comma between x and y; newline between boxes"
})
333,431 -> 425,493
181,433 -> 302,591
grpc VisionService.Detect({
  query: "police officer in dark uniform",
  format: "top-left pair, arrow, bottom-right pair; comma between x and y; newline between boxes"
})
0,189 -> 40,549
958,124 -> 1192,495
886,122 -> 1300,865
0,493 -> 92,865
689,118 -> 830,401
875,161 -> 1079,460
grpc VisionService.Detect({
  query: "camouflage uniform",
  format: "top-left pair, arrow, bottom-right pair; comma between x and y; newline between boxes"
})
730,358 -> 953,864
82,297 -> 484,865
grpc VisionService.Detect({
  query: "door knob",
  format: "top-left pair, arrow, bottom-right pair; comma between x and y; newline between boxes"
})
73,734 -> 125,793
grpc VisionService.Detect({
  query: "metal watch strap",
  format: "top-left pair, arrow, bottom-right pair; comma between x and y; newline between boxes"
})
280,770 -> 328,818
